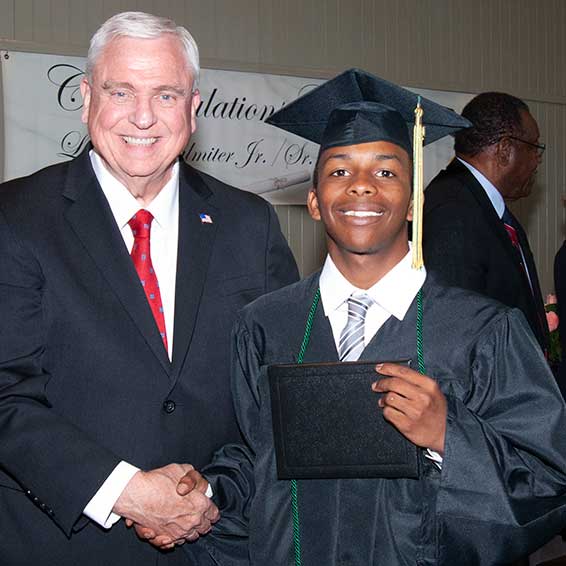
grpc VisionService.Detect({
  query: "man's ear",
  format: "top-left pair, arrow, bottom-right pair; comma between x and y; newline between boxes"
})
494,137 -> 512,168
80,78 -> 91,125
307,188 -> 321,221
189,89 -> 201,135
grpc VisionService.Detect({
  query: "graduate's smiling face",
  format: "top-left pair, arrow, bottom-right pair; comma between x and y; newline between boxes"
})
308,140 -> 412,277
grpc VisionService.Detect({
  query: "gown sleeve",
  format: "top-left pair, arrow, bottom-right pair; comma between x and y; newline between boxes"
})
437,308 -> 566,564
202,315 -> 262,537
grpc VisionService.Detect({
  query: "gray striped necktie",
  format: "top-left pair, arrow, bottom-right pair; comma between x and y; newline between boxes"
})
338,292 -> 374,361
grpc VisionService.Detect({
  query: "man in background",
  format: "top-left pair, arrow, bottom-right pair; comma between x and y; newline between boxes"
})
423,92 -> 548,353
0,11 -> 298,566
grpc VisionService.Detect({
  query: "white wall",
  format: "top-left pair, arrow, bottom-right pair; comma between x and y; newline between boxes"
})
1,0 -> 564,285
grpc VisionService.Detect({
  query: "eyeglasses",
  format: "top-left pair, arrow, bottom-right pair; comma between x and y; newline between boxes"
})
505,135 -> 546,157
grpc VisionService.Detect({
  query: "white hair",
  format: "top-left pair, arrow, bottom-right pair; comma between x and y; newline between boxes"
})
86,11 -> 200,87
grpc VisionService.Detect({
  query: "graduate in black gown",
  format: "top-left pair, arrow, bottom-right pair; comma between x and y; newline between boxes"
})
143,70 -> 566,566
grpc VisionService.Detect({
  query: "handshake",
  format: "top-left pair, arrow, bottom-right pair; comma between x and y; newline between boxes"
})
113,463 -> 218,550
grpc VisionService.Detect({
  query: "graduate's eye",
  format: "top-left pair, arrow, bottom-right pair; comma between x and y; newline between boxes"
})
330,168 -> 350,177
376,169 -> 396,178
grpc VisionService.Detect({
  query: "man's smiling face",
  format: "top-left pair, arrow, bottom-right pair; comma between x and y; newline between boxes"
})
308,140 -> 413,276
80,34 -> 200,196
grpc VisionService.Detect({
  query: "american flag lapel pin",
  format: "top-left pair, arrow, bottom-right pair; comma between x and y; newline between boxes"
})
199,213 -> 213,224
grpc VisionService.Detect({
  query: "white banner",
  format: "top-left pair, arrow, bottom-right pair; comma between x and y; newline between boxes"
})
1,50 -> 472,204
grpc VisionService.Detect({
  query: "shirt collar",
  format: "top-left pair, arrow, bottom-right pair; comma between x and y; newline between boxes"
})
90,149 -> 179,230
319,248 -> 426,321
457,157 -> 505,218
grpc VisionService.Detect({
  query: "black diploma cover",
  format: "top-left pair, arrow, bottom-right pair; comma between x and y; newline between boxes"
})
268,360 -> 419,479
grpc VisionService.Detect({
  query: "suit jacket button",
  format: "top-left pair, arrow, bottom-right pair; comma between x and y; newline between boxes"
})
163,400 -> 176,414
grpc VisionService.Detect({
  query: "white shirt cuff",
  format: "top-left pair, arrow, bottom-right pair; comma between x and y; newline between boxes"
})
83,461 -> 140,528
425,449 -> 443,469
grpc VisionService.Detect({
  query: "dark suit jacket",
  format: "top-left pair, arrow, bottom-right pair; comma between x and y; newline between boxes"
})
423,158 -> 548,352
554,241 -> 566,392
0,150 -> 298,565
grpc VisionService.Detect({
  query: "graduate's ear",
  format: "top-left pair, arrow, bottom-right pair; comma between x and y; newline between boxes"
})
406,193 -> 414,222
307,187 -> 321,221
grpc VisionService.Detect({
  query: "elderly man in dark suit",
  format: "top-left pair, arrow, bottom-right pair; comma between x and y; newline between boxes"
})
0,11 -> 298,566
423,92 -> 548,353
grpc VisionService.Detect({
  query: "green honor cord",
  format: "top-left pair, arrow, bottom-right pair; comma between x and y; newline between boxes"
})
290,287 -> 425,566
290,288 -> 320,566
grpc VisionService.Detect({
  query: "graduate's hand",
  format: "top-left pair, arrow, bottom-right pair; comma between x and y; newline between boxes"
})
129,467 -> 212,549
176,468 -> 210,497
372,362 -> 447,455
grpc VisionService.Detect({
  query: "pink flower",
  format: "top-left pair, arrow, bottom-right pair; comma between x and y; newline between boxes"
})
547,311 -> 559,332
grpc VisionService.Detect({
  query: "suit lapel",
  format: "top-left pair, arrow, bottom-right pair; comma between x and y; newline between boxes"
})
450,161 -> 531,285
506,208 -> 549,346
62,152 -> 171,374
452,161 -> 548,348
170,164 -> 219,377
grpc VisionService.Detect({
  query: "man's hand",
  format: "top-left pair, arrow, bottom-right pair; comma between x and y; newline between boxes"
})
114,463 -> 218,549
372,362 -> 447,455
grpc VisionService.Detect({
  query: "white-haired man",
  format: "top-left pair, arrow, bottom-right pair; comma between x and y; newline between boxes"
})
0,11 -> 298,565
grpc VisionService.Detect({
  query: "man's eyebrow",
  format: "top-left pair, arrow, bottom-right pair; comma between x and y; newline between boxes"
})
153,85 -> 188,96
101,80 -> 133,90
100,81 -> 187,96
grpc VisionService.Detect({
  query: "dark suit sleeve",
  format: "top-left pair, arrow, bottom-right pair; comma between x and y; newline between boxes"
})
554,243 -> 566,349
554,243 -> 566,394
0,209 -> 121,536
264,204 -> 299,291
423,197 -> 489,294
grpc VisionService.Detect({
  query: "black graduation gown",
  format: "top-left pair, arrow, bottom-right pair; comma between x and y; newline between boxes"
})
202,272 -> 566,566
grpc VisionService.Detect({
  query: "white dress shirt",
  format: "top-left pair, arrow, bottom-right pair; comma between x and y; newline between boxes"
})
319,250 -> 442,467
457,157 -> 505,218
83,150 -> 179,528
319,250 -> 426,352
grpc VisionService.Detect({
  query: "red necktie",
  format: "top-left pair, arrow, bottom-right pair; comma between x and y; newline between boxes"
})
503,209 -> 530,287
128,210 -> 168,351
503,222 -> 520,249
503,211 -> 548,357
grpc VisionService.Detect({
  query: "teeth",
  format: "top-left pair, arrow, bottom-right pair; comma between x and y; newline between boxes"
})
343,210 -> 383,217
123,136 -> 157,146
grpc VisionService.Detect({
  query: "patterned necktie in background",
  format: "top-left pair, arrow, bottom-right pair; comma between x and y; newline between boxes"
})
128,210 -> 168,351
502,207 -> 532,291
338,292 -> 374,361
502,207 -> 522,251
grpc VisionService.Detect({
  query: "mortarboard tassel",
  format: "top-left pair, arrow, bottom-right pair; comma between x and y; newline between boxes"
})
411,97 -> 426,270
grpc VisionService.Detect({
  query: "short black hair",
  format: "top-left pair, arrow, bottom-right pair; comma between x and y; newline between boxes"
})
454,92 -> 529,157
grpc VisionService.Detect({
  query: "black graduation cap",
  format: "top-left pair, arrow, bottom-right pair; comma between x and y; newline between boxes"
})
265,68 -> 471,155
266,68 -> 471,270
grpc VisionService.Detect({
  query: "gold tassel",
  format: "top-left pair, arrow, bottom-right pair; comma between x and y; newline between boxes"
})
411,98 -> 425,270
